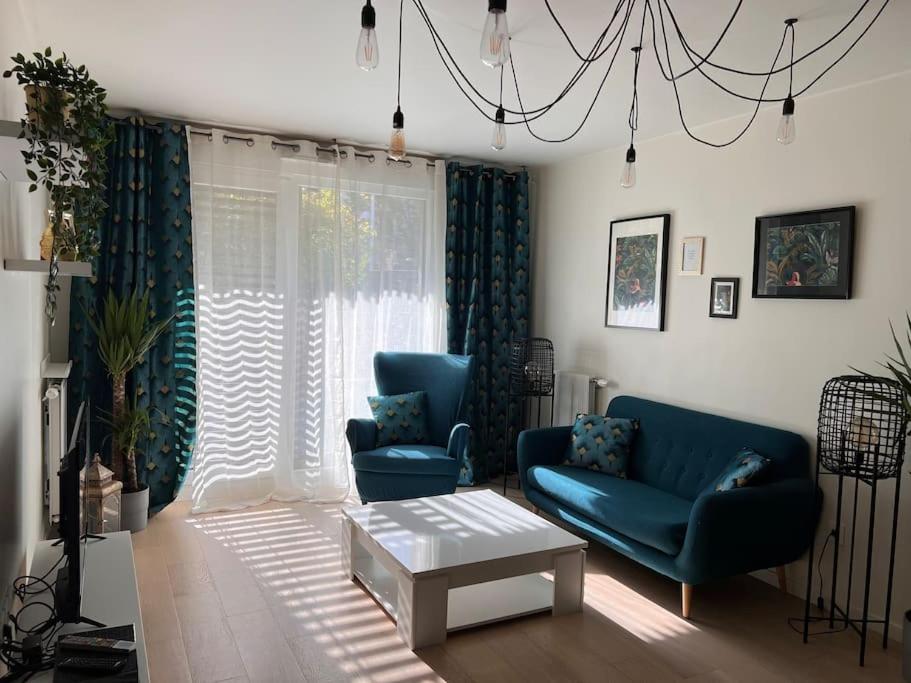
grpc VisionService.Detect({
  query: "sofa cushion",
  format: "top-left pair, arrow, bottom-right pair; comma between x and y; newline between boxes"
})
352,444 -> 457,476
367,391 -> 429,446
707,447 -> 771,493
563,416 -> 638,478
527,465 -> 691,556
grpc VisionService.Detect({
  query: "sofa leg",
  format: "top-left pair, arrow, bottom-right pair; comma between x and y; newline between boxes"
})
531,505 -> 539,515
776,565 -> 788,593
681,583 -> 693,619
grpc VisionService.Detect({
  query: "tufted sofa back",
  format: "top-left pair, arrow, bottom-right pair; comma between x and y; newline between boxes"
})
607,396 -> 810,501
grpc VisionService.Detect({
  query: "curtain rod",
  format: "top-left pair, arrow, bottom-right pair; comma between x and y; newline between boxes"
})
187,129 -> 523,177
188,128 -> 433,169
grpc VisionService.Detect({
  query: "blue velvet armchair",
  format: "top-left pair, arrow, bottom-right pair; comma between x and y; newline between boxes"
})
346,352 -> 475,504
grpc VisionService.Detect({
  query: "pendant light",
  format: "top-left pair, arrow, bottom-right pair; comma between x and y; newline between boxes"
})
621,46 -> 642,189
777,19 -> 797,145
480,0 -> 510,68
491,66 -> 506,151
620,145 -> 636,189
491,107 -> 506,151
356,0 -> 379,71
389,107 -> 406,160
388,0 -> 407,160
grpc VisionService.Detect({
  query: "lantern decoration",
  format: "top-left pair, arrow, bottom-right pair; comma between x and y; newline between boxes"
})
83,454 -> 122,534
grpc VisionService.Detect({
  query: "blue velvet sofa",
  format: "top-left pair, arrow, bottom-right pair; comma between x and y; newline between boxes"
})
347,352 -> 475,504
518,395 -> 821,617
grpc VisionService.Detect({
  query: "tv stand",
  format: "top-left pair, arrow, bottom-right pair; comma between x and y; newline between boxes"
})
20,532 -> 149,682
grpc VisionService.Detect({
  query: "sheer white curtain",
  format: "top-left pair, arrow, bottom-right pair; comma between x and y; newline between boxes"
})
190,130 -> 446,512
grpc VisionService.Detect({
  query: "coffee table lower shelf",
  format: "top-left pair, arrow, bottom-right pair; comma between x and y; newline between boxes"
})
352,555 -> 555,632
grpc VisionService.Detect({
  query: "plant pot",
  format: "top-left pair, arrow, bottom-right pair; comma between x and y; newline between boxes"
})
120,485 -> 149,533
904,609 -> 911,682
23,84 -> 72,129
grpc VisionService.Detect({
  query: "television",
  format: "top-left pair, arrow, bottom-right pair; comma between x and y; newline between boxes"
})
53,400 -> 103,627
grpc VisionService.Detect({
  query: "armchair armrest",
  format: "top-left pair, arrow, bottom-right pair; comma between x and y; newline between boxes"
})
446,423 -> 470,461
346,418 -> 377,455
677,478 -> 821,584
517,426 -> 572,491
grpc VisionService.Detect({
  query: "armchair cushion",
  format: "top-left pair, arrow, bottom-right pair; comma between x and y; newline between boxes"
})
563,415 -> 638,478
367,391 -> 429,446
351,444 -> 458,477
527,465 -> 691,555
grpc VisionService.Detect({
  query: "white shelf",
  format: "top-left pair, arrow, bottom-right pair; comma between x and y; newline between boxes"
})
3,258 -> 92,277
352,555 -> 554,631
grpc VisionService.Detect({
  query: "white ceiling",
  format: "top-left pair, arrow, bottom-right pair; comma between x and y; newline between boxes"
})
3,0 -> 910,165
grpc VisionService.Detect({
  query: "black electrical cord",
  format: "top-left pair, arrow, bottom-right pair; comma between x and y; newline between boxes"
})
653,0 -> 891,103
543,0 -> 638,64
653,0 -> 788,148
410,0 -> 630,119
509,0 -> 636,143
396,0 -> 404,108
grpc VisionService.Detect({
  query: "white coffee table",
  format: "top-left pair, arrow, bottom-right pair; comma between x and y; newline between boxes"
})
341,489 -> 587,650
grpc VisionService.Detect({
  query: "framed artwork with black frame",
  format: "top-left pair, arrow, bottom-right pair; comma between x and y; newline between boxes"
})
604,214 -> 670,331
709,277 -> 739,318
752,206 -> 855,300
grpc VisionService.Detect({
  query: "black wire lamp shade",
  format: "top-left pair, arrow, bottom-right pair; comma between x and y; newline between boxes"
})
508,338 -> 554,397
817,375 -> 908,480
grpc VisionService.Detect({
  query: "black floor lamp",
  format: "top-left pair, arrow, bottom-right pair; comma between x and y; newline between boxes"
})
803,375 -> 908,666
503,337 -> 554,494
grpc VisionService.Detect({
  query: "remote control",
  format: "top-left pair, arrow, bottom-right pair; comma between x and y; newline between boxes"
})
58,634 -> 135,654
57,655 -> 127,673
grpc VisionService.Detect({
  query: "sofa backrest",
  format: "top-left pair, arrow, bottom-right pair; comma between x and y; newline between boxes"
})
374,352 -> 476,447
607,395 -> 809,501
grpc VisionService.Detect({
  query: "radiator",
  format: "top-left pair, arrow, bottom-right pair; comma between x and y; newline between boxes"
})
554,372 -> 607,425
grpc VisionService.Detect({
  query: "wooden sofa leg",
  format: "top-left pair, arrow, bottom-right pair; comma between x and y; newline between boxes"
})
681,583 -> 693,619
531,505 -> 539,514
776,565 -> 788,593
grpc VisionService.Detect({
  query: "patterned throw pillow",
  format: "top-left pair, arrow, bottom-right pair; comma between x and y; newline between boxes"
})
367,391 -> 429,447
563,415 -> 639,478
711,447 -> 771,492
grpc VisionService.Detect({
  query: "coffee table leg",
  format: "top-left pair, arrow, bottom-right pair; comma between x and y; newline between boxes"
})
396,572 -> 448,650
553,549 -> 585,615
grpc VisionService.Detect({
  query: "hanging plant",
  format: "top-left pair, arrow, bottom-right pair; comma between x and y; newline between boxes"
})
3,48 -> 113,322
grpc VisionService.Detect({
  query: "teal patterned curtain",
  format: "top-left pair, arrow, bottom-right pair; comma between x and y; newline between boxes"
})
446,162 -> 530,484
69,116 -> 196,510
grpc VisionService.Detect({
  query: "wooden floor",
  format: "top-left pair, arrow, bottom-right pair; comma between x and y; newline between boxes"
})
132,485 -> 903,683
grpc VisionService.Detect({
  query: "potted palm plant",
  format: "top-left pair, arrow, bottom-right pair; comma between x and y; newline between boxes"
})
88,289 -> 172,530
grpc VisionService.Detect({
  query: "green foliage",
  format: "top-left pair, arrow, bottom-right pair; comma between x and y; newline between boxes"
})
612,234 -> 657,310
87,289 -> 174,382
99,399 -> 151,493
764,223 -> 840,288
881,315 -> 911,422
3,48 -> 113,321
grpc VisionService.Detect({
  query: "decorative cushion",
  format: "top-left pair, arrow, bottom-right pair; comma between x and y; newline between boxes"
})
368,391 -> 429,446
710,447 -> 771,492
563,415 -> 639,477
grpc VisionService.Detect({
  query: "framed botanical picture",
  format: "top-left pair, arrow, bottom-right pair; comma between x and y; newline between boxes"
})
605,214 -> 670,331
709,277 -> 739,318
679,236 -> 704,276
752,206 -> 855,299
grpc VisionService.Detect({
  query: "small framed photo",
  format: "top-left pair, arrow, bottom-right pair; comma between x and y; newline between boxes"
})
679,236 -> 704,276
752,206 -> 855,299
709,277 -> 739,318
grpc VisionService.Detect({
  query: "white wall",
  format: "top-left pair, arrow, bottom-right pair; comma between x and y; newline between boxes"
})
0,142 -> 48,624
533,72 -> 911,636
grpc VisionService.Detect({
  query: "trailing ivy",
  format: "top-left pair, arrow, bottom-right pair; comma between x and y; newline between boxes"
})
3,48 -> 112,321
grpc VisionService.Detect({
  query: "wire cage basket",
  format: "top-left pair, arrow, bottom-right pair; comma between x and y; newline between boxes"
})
817,375 -> 908,481
508,338 -> 554,397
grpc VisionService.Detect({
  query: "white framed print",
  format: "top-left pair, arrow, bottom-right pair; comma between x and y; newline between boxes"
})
679,236 -> 704,276
604,214 -> 670,331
